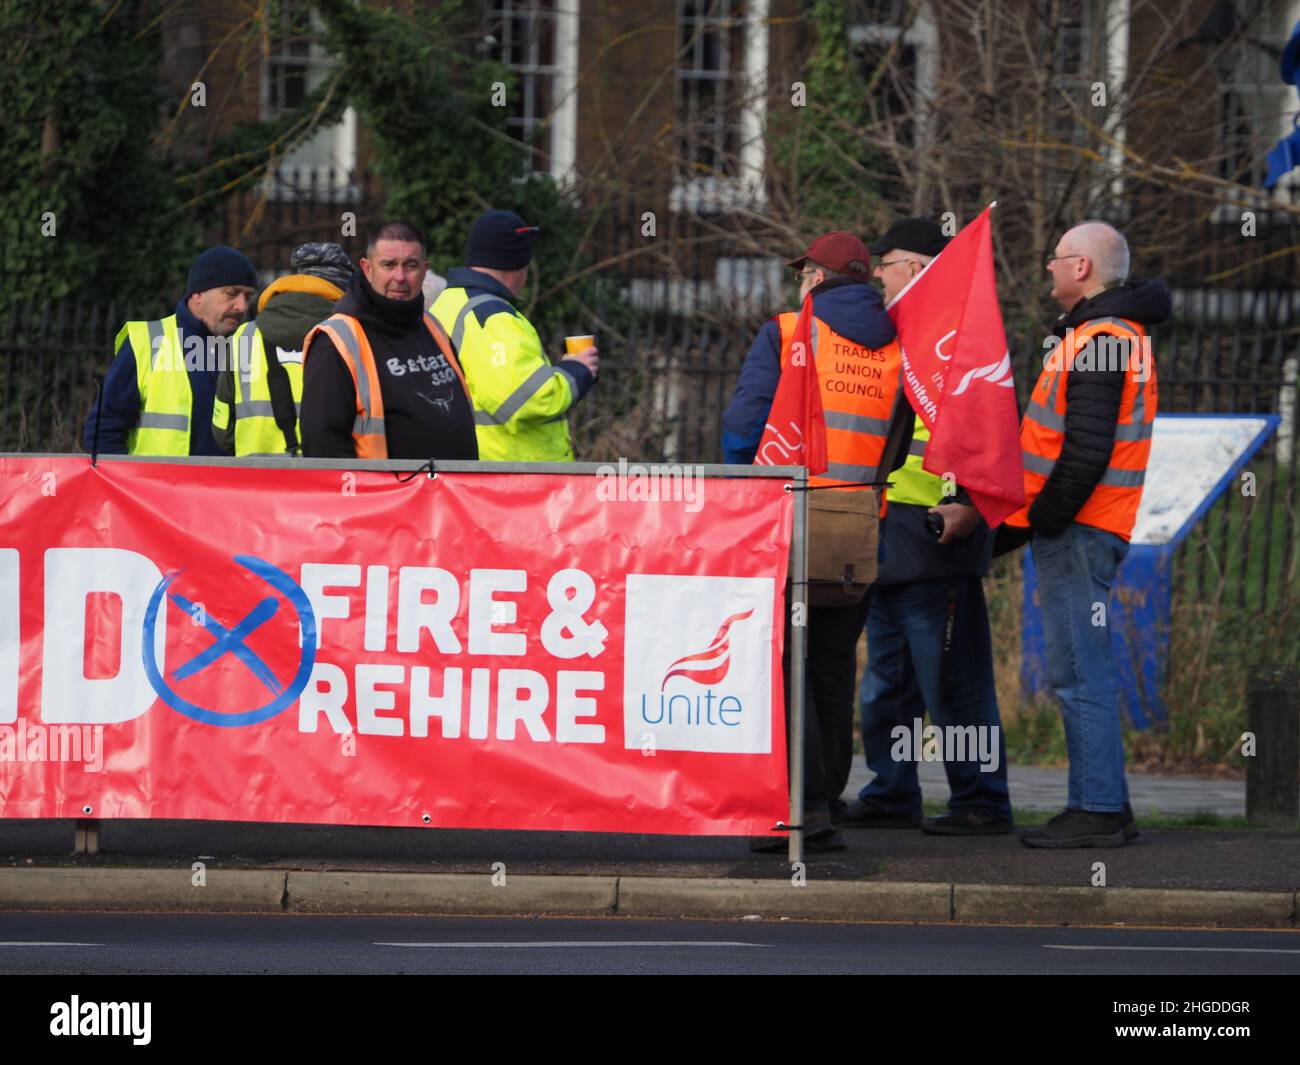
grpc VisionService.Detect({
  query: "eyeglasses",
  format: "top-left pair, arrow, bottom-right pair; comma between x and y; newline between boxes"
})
1045,254 -> 1084,267
874,258 -> 912,270
798,268 -> 821,280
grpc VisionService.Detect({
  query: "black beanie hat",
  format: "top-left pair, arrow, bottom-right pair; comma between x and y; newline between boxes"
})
466,210 -> 539,270
186,245 -> 258,297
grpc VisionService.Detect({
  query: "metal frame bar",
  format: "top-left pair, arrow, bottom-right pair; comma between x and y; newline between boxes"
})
787,466 -> 807,867
23,453 -> 800,478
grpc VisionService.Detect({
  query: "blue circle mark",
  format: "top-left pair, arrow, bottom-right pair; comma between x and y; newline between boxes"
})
142,554 -> 318,727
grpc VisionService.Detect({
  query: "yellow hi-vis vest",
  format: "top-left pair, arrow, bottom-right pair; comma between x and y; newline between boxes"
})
117,314 -> 192,456
430,286 -> 576,461
885,414 -> 947,507
212,323 -> 304,456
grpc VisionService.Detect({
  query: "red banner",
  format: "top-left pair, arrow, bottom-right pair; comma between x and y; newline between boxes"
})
754,293 -> 828,475
0,457 -> 791,835
888,205 -> 1025,525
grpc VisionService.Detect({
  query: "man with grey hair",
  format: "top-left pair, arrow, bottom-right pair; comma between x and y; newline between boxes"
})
843,218 -> 1012,837
1001,220 -> 1171,848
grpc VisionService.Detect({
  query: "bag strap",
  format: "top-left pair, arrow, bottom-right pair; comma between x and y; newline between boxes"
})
262,341 -> 300,454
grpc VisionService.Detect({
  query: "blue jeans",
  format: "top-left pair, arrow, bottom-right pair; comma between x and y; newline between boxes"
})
1031,522 -> 1130,812
859,576 -> 1011,819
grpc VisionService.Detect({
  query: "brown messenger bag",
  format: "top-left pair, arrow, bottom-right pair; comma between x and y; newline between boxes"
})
804,486 -> 879,606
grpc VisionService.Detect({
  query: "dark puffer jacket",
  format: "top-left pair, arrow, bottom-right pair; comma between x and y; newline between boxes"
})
1025,279 -> 1172,537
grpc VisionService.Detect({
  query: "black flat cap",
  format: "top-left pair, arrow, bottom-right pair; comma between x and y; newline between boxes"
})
869,218 -> 949,257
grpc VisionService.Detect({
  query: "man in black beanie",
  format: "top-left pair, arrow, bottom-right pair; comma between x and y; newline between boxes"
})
84,244 -> 258,456
431,209 -> 599,461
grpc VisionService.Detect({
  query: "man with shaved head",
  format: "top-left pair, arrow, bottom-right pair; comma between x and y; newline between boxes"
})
1003,220 -> 1170,848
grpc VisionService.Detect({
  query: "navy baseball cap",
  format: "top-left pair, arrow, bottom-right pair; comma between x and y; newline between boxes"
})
466,210 -> 540,270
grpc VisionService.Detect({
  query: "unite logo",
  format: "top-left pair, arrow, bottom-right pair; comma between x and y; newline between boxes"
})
950,349 -> 1015,396
623,575 -> 773,754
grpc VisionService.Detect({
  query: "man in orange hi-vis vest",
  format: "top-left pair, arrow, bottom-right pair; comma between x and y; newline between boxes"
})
724,232 -> 904,853
1002,220 -> 1171,849
300,220 -> 477,461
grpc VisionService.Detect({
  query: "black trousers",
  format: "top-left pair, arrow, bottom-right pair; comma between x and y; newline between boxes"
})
784,595 -> 871,807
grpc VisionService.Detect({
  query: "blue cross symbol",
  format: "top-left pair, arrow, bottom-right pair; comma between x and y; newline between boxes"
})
168,592 -> 283,695
142,555 -> 317,727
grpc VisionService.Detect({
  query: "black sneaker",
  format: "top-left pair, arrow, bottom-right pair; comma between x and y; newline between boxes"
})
921,810 -> 1015,836
1020,807 -> 1128,849
829,797 -> 848,825
840,799 -> 921,829
1121,802 -> 1140,841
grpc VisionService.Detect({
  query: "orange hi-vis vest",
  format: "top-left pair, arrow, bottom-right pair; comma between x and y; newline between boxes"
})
302,311 -> 468,460
775,311 -> 901,489
1005,316 -> 1157,541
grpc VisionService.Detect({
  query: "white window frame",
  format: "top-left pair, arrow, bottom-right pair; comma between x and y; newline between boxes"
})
259,7 -> 359,203
670,0 -> 767,215
1038,0 -> 1126,215
848,0 -> 939,200
1208,0 -> 1300,221
485,0 -> 579,184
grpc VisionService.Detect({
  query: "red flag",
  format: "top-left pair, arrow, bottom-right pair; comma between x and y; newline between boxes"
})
887,204 -> 1024,525
754,293 -> 828,476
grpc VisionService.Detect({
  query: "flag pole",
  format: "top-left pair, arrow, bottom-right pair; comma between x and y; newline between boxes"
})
788,464 -> 807,867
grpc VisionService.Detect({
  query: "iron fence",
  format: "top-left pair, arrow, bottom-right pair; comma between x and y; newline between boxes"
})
2,288 -> 1296,609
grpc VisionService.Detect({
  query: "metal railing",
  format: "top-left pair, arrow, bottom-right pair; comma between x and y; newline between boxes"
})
3,289 -> 1296,609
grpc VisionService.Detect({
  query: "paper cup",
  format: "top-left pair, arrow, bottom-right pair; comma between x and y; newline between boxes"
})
565,334 -> 595,355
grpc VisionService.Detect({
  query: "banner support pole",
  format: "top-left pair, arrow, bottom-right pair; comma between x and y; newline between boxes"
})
73,819 -> 100,855
788,467 -> 807,867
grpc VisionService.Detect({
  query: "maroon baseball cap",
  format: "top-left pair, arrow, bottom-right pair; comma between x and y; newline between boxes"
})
787,232 -> 873,280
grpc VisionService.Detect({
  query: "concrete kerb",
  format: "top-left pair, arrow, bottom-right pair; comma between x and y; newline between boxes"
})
286,871 -> 619,916
953,884 -> 1298,929
0,867 -> 287,913
614,877 -> 952,922
0,868 -> 1295,927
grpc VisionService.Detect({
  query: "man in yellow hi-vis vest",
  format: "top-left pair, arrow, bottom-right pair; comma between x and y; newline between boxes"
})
432,210 -> 599,461
840,218 -> 1013,838
83,246 -> 257,456
212,243 -> 355,456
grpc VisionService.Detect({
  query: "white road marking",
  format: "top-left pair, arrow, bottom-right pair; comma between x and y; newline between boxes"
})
0,942 -> 100,947
375,941 -> 762,948
1045,945 -> 1300,954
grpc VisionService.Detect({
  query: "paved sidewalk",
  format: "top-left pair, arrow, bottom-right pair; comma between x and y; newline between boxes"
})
847,759 -> 1246,817
0,765 -> 1289,927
